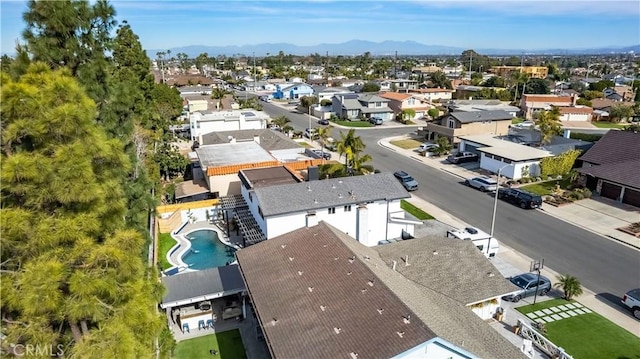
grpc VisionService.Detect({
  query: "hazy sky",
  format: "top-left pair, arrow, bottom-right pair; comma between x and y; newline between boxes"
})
2,0 -> 639,55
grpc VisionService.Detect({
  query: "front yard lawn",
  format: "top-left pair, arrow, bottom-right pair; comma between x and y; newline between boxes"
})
390,139 -> 422,150
172,330 -> 246,359
401,200 -> 435,220
158,232 -> 177,271
520,178 -> 571,196
516,299 -> 640,359
332,120 -> 373,127
592,121 -> 628,129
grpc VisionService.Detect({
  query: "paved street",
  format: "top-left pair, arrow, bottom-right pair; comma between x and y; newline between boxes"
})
256,101 -> 640,315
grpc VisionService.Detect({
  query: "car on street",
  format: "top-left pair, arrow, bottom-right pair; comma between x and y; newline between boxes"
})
446,151 -> 478,164
318,119 -> 330,125
502,273 -> 552,302
369,117 -> 383,125
622,288 -> 640,320
464,176 -> 498,192
498,188 -> 543,209
259,95 -> 271,102
304,128 -> 319,139
417,142 -> 439,153
512,121 -> 535,129
393,171 -> 419,191
268,124 -> 282,132
311,149 -> 331,160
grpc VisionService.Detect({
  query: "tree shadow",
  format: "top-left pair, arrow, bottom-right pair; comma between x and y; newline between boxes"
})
594,292 -> 633,315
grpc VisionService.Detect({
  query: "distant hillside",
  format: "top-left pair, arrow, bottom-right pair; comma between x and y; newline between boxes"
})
148,40 -> 640,58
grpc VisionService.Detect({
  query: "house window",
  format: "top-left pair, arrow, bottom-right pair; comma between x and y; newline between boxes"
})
447,119 -> 455,128
248,192 -> 252,202
408,98 -> 415,105
344,205 -> 352,212
258,206 -> 264,219
328,207 -> 336,214
375,101 -> 382,107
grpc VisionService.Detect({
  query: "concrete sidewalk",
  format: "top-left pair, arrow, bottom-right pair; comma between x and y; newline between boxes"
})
381,135 -> 640,250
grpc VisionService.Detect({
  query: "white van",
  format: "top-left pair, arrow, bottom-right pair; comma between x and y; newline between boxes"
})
446,227 -> 499,258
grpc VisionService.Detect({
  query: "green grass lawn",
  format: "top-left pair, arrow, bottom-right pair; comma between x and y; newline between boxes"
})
172,330 -> 246,359
332,120 -> 373,127
592,121 -> 628,129
516,299 -> 640,359
520,178 -> 571,196
390,139 -> 422,149
158,232 -> 177,270
401,200 -> 435,220
512,118 -> 526,124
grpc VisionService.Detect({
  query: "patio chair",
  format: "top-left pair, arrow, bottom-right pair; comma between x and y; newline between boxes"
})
198,320 -> 205,330
206,319 -> 214,329
182,323 -> 189,333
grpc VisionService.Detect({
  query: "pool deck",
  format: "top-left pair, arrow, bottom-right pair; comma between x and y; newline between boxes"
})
167,220 -> 245,273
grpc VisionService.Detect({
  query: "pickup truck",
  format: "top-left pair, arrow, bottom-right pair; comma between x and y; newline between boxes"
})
622,288 -> 640,320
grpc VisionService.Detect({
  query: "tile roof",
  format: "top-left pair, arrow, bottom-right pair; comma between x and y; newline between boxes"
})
449,110 -> 513,123
557,106 -> 593,114
161,265 -> 246,308
578,159 -> 640,189
374,237 -> 520,305
201,129 -> 301,151
236,222 -> 437,359
254,172 -> 410,217
379,92 -> 412,101
522,94 -> 573,103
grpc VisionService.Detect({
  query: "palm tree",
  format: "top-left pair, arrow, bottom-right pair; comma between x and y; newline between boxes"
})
535,106 -> 562,145
554,274 -> 584,300
211,88 -> 230,110
431,136 -> 452,157
336,129 -> 367,175
316,125 -> 334,159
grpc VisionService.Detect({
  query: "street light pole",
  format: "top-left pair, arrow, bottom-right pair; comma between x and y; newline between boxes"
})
490,163 -> 513,237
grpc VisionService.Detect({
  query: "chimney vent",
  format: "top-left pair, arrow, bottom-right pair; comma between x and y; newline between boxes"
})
403,315 -> 411,324
367,279 -> 375,287
404,255 -> 410,266
308,287 -> 314,292
377,308 -> 384,315
320,305 -> 327,311
397,331 -> 405,338
289,257 -> 294,261
392,260 -> 397,271
333,327 -> 342,334
298,271 -> 304,276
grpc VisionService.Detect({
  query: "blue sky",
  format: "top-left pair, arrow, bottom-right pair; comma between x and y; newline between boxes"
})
2,0 -> 639,55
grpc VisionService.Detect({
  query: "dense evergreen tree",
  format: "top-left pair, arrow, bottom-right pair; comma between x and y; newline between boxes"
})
1,64 -> 164,358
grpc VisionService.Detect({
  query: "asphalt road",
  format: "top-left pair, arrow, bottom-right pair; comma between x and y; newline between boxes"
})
257,98 -> 640,303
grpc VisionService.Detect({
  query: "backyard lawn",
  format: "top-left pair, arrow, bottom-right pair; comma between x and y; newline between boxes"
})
401,200 -> 435,220
158,232 -> 177,270
516,299 -> 640,359
390,138 -> 422,150
172,330 -> 246,359
520,178 -> 571,196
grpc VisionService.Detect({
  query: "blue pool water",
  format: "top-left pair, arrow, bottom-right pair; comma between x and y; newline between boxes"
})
181,230 -> 236,270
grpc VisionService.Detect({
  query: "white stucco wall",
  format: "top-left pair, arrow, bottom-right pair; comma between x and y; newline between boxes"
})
393,338 -> 477,359
480,156 -> 542,180
469,298 -> 502,320
209,174 -> 242,196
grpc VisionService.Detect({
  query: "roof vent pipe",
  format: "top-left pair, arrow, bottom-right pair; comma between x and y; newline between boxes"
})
404,255 -> 410,266
392,260 -> 397,271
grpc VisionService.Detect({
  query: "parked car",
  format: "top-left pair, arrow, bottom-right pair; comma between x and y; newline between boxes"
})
311,149 -> 331,160
502,273 -> 552,302
417,142 -> 439,153
268,124 -> 282,132
393,171 -> 419,191
304,128 -> 318,139
464,176 -> 498,192
512,121 -> 535,129
446,152 -> 478,164
369,117 -> 383,125
318,119 -> 330,125
498,188 -> 543,209
622,288 -> 640,320
259,95 -> 271,102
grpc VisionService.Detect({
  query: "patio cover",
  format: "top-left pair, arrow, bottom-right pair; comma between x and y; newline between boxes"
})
160,265 -> 246,309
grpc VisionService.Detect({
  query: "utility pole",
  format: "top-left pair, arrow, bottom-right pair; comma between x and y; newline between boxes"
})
520,53 -> 526,97
469,52 -> 473,74
253,51 -> 256,93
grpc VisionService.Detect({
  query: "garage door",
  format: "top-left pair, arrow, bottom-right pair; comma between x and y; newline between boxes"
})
463,143 -> 482,156
622,188 -> 640,208
600,182 -> 622,201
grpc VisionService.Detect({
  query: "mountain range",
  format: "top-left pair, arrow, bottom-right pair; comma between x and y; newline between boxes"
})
148,40 -> 640,58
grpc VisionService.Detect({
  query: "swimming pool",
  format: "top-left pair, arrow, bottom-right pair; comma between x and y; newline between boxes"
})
181,230 -> 237,270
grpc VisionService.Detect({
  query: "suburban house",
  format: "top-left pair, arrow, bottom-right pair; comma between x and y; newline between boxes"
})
312,86 -> 354,102
590,99 -> 634,121
375,236 -> 519,320
390,78 -> 419,92
178,85 -> 213,96
519,94 -> 576,120
379,92 -> 434,120
446,99 -> 520,117
408,87 -> 454,102
272,83 -> 314,100
193,133 -> 323,198
458,134 -> 553,179
236,222 -> 528,359
189,110 -> 270,140
577,131 -> 640,207
490,66 -> 549,79
455,85 -> 508,100
425,110 -> 513,144
243,172 -> 418,247
411,62 -> 443,74
331,93 -> 394,121
556,105 -> 593,122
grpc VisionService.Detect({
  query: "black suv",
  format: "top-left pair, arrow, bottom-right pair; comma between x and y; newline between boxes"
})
498,188 -> 543,209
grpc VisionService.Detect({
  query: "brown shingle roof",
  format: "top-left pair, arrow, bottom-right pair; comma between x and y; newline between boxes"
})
579,159 -> 640,189
237,222 -> 436,359
579,131 -> 640,165
557,106 -> 592,114
374,237 -> 520,305
523,94 -> 573,104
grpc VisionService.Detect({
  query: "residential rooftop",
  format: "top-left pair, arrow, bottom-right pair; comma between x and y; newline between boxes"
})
460,134 -> 553,161
239,166 -> 302,189
449,110 -> 514,124
201,129 -> 302,152
195,142 -> 276,169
